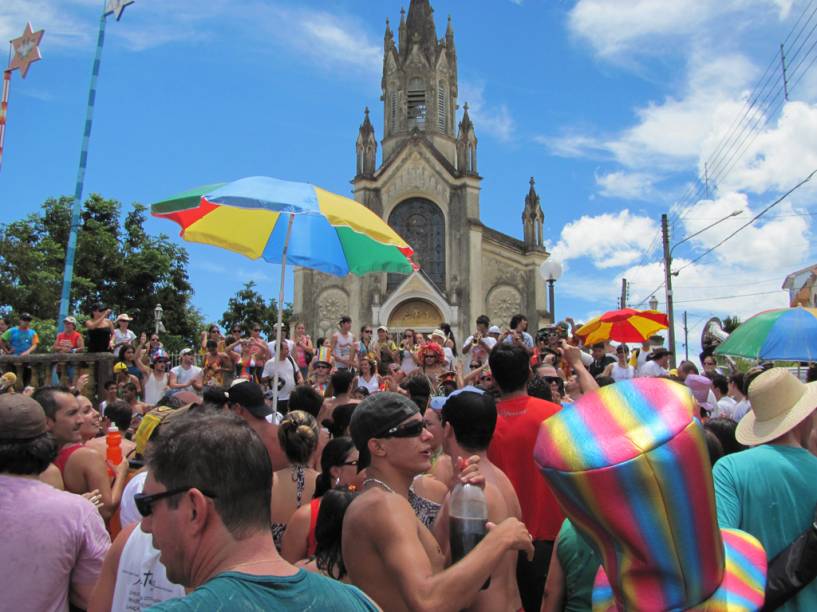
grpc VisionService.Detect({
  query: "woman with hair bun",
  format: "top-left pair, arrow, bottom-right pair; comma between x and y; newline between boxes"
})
281,437 -> 359,563
270,410 -> 319,551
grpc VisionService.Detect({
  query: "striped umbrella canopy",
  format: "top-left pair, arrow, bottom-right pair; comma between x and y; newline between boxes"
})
151,176 -> 417,276
151,176 -> 418,411
575,308 -> 669,345
714,307 -> 817,362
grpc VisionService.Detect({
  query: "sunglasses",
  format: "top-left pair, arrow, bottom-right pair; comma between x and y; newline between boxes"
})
134,487 -> 217,517
480,375 -> 493,381
252,328 -> 261,332
315,364 -> 330,370
377,419 -> 429,439
364,330 -> 372,334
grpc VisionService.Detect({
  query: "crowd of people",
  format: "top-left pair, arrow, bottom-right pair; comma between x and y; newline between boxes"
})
1,308 -> 816,611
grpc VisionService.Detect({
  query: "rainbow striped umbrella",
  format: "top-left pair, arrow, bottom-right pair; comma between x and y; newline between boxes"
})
714,307 -> 817,362
151,176 -> 418,409
575,308 -> 669,346
151,176 -> 417,276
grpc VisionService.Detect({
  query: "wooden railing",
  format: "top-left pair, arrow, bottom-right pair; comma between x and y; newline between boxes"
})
0,353 -> 116,400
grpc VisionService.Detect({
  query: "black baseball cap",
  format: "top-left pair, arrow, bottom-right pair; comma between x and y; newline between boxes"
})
19,313 -> 32,321
350,392 -> 419,469
226,380 -> 270,418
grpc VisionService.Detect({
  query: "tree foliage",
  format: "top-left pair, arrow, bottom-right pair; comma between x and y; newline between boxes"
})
0,195 -> 203,349
722,315 -> 742,334
219,281 -> 293,337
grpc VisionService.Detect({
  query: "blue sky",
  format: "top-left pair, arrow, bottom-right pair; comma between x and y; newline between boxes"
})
2,0 -> 817,356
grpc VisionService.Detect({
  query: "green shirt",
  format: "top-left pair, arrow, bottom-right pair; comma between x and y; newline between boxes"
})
145,570 -> 377,611
714,444 -> 817,612
556,519 -> 600,612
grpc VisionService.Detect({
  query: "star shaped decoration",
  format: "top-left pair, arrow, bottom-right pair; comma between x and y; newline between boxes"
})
8,22 -> 45,79
105,0 -> 135,21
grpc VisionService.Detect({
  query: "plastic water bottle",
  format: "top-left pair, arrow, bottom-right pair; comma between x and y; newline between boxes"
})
449,482 -> 490,589
106,425 -> 123,465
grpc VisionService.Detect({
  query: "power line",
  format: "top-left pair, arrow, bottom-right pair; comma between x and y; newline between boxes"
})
673,168 -> 817,275
673,289 -> 785,304
665,0 -> 817,231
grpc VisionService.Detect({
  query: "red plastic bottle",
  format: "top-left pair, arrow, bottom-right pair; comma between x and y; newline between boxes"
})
106,425 -> 123,465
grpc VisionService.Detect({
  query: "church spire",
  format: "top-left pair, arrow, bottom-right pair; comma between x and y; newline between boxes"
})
356,107 -> 377,178
384,17 -> 394,51
522,177 -> 545,248
456,102 -> 477,176
405,0 -> 438,63
398,7 -> 407,52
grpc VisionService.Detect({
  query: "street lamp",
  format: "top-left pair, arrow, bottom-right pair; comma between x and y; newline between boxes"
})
154,304 -> 164,336
539,259 -> 563,322
648,295 -> 658,312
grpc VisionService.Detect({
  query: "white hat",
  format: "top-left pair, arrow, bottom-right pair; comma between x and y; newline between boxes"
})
430,329 -> 446,341
737,368 -> 817,445
116,313 -> 133,322
488,325 -> 501,335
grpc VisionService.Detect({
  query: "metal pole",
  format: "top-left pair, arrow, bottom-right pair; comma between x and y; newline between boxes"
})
683,310 -> 689,362
781,43 -> 789,102
620,278 -> 628,309
548,279 -> 556,323
661,214 -> 677,368
56,3 -> 108,329
271,213 -> 295,415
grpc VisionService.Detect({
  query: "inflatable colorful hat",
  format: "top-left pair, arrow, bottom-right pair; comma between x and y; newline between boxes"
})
533,378 -> 767,611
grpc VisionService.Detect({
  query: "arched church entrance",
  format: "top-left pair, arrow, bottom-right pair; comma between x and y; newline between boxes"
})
387,298 -> 444,333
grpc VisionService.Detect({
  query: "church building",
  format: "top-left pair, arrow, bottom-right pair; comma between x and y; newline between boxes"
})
293,0 -> 553,341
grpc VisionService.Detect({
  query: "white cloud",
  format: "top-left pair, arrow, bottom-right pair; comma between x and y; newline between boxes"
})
595,171 -> 657,200
677,191 -> 811,271
541,54 -> 757,172
549,209 -> 659,268
713,101 -> 817,194
0,0 -> 90,50
459,80 -> 515,142
568,0 -> 792,60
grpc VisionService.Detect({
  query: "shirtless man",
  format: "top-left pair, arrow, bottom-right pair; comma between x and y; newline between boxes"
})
343,392 -> 534,611
436,388 -> 523,612
33,386 -> 128,521
226,379 -> 287,471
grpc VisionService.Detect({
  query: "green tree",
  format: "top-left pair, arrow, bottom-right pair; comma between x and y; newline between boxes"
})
220,281 -> 293,337
0,195 -> 204,350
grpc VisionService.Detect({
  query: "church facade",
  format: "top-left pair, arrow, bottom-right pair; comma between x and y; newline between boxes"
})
293,0 -> 552,341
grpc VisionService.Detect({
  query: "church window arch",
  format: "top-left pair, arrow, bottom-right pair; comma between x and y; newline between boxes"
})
407,77 -> 426,130
387,198 -> 445,291
390,90 -> 398,134
437,81 -> 447,133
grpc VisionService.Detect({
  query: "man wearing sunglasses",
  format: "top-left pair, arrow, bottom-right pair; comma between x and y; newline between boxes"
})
343,392 -> 534,611
137,412 -> 377,610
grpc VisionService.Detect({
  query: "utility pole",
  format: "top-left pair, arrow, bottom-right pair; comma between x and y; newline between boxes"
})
620,278 -> 628,309
661,214 -> 677,368
683,310 -> 689,362
781,43 -> 789,102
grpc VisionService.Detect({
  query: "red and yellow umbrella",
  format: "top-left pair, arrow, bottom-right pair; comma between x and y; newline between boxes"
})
575,308 -> 669,345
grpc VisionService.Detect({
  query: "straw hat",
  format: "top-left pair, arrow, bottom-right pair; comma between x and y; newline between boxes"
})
736,368 -> 817,445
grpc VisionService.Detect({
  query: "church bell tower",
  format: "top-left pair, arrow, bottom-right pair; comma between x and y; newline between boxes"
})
381,1 -> 459,166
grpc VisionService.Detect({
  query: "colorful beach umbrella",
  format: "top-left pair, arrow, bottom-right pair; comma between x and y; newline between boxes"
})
714,307 -> 817,362
151,176 -> 417,276
151,176 -> 418,409
575,308 -> 669,346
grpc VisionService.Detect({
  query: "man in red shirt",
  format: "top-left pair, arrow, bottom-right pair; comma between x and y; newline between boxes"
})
487,342 -> 563,612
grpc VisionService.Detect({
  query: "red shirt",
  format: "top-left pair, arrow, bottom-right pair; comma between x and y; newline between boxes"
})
488,394 -> 563,541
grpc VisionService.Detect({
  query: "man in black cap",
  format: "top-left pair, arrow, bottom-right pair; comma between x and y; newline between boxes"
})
342,392 -> 534,611
0,394 -> 109,611
227,380 -> 287,471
